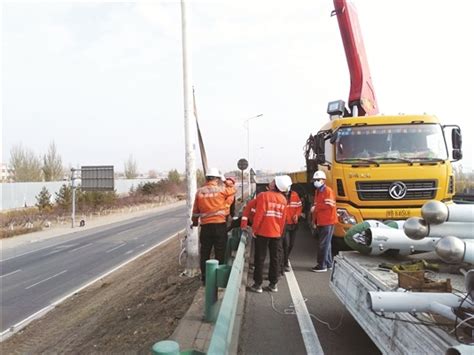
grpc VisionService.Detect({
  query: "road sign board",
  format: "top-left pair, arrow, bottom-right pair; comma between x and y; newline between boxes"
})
81,165 -> 114,191
237,158 -> 248,171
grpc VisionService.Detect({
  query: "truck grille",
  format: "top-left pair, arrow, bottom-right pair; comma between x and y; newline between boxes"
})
356,180 -> 437,201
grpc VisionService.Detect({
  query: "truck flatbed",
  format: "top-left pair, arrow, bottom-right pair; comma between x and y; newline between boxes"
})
330,251 -> 466,354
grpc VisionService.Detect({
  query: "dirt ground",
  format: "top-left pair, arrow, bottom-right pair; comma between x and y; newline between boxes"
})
1,236 -> 201,354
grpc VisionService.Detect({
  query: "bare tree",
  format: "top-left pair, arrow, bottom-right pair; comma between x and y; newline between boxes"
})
148,169 -> 158,179
124,155 -> 138,179
10,144 -> 43,182
42,141 -> 64,181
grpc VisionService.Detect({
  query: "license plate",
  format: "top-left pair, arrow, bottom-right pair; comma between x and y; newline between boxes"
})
386,209 -> 411,218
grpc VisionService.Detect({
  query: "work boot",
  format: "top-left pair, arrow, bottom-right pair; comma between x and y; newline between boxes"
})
268,283 -> 278,292
311,265 -> 327,273
250,283 -> 263,293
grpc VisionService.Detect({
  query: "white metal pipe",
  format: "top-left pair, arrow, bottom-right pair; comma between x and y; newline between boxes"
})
446,344 -> 474,355
368,227 -> 438,256
181,0 -> 199,274
427,302 -> 458,322
436,236 -> 474,264
405,218 -> 474,240
368,291 -> 469,313
422,200 -> 474,224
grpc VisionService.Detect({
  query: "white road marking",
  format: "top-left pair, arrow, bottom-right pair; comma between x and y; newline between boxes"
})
0,269 -> 22,279
286,262 -> 324,355
68,243 -> 94,253
0,229 -> 184,342
0,244 -> 58,262
105,243 -> 127,253
25,270 -> 68,290
44,249 -> 63,256
125,249 -> 134,255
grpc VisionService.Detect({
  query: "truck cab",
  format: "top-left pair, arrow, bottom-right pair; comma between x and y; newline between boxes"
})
305,111 -> 462,240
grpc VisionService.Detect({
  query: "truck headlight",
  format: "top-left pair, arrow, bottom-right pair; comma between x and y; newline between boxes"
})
337,208 -> 357,225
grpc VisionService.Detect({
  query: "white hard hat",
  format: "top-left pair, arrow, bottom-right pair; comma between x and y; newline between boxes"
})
313,171 -> 326,180
206,167 -> 221,178
275,175 -> 292,192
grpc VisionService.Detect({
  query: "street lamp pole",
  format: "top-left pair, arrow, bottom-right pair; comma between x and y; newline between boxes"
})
245,114 -> 263,197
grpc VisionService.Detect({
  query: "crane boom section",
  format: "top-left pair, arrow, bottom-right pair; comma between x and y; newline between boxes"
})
333,0 -> 378,116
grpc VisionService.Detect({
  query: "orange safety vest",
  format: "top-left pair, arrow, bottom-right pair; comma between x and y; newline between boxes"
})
312,185 -> 337,226
224,184 -> 236,216
240,198 -> 257,229
192,181 -> 235,225
285,191 -> 303,225
252,190 -> 287,238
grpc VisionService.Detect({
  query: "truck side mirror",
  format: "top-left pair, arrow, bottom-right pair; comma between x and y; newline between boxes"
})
452,127 -> 462,150
315,133 -> 326,164
453,149 -> 463,161
443,125 -> 463,162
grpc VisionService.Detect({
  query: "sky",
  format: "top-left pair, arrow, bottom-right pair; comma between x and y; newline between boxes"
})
2,0 -> 474,174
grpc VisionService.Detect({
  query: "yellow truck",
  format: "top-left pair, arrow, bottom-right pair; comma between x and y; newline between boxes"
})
288,0 -> 463,248
290,111 -> 462,247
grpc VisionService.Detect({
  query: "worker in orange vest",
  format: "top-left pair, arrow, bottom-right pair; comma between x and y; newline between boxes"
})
192,168 -> 236,282
311,171 -> 337,273
281,188 -> 303,273
223,176 -> 237,221
250,175 -> 291,293
240,198 -> 257,230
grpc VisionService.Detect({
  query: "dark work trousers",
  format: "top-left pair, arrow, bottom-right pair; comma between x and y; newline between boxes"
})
281,225 -> 298,269
316,225 -> 334,269
199,223 -> 227,281
253,236 -> 281,286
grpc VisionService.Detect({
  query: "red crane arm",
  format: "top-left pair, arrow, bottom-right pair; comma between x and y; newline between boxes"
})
332,0 -> 378,116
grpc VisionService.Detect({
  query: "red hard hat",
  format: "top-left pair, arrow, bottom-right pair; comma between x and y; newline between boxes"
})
226,177 -> 236,184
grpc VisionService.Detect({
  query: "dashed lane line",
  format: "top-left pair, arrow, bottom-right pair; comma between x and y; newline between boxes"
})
105,243 -> 127,253
25,270 -> 68,290
0,269 -> 22,279
68,243 -> 94,253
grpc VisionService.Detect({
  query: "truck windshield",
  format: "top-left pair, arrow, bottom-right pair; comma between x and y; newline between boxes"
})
334,123 -> 448,163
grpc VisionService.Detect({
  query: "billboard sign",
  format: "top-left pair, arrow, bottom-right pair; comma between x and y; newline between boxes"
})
81,165 -> 114,191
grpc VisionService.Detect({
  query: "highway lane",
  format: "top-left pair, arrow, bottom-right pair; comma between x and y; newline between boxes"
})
0,205 -> 186,333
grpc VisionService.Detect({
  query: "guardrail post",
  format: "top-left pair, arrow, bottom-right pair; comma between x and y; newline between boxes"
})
152,340 -> 180,355
205,259 -> 219,322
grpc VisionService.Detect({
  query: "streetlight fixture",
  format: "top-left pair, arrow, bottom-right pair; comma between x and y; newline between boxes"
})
244,114 -> 263,197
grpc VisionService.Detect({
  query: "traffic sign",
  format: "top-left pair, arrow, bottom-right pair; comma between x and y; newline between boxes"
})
237,158 -> 248,171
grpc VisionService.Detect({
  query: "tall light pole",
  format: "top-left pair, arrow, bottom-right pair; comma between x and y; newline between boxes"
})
245,114 -> 263,197
181,0 -> 199,276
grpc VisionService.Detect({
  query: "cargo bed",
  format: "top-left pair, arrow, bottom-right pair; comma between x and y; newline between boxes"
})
330,251 -> 466,354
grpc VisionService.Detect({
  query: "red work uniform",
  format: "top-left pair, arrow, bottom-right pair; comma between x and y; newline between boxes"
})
281,191 -> 303,270
312,186 -> 337,226
240,198 -> 257,229
312,184 -> 337,270
252,190 -> 287,287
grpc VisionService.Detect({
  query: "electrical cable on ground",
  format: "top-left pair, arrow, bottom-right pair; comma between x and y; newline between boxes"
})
454,293 -> 474,345
265,267 -> 346,332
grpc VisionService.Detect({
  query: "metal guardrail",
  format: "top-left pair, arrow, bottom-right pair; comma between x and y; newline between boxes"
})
207,231 -> 247,354
152,228 -> 248,355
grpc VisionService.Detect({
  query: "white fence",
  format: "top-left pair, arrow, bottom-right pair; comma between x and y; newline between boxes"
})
0,179 -> 160,211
